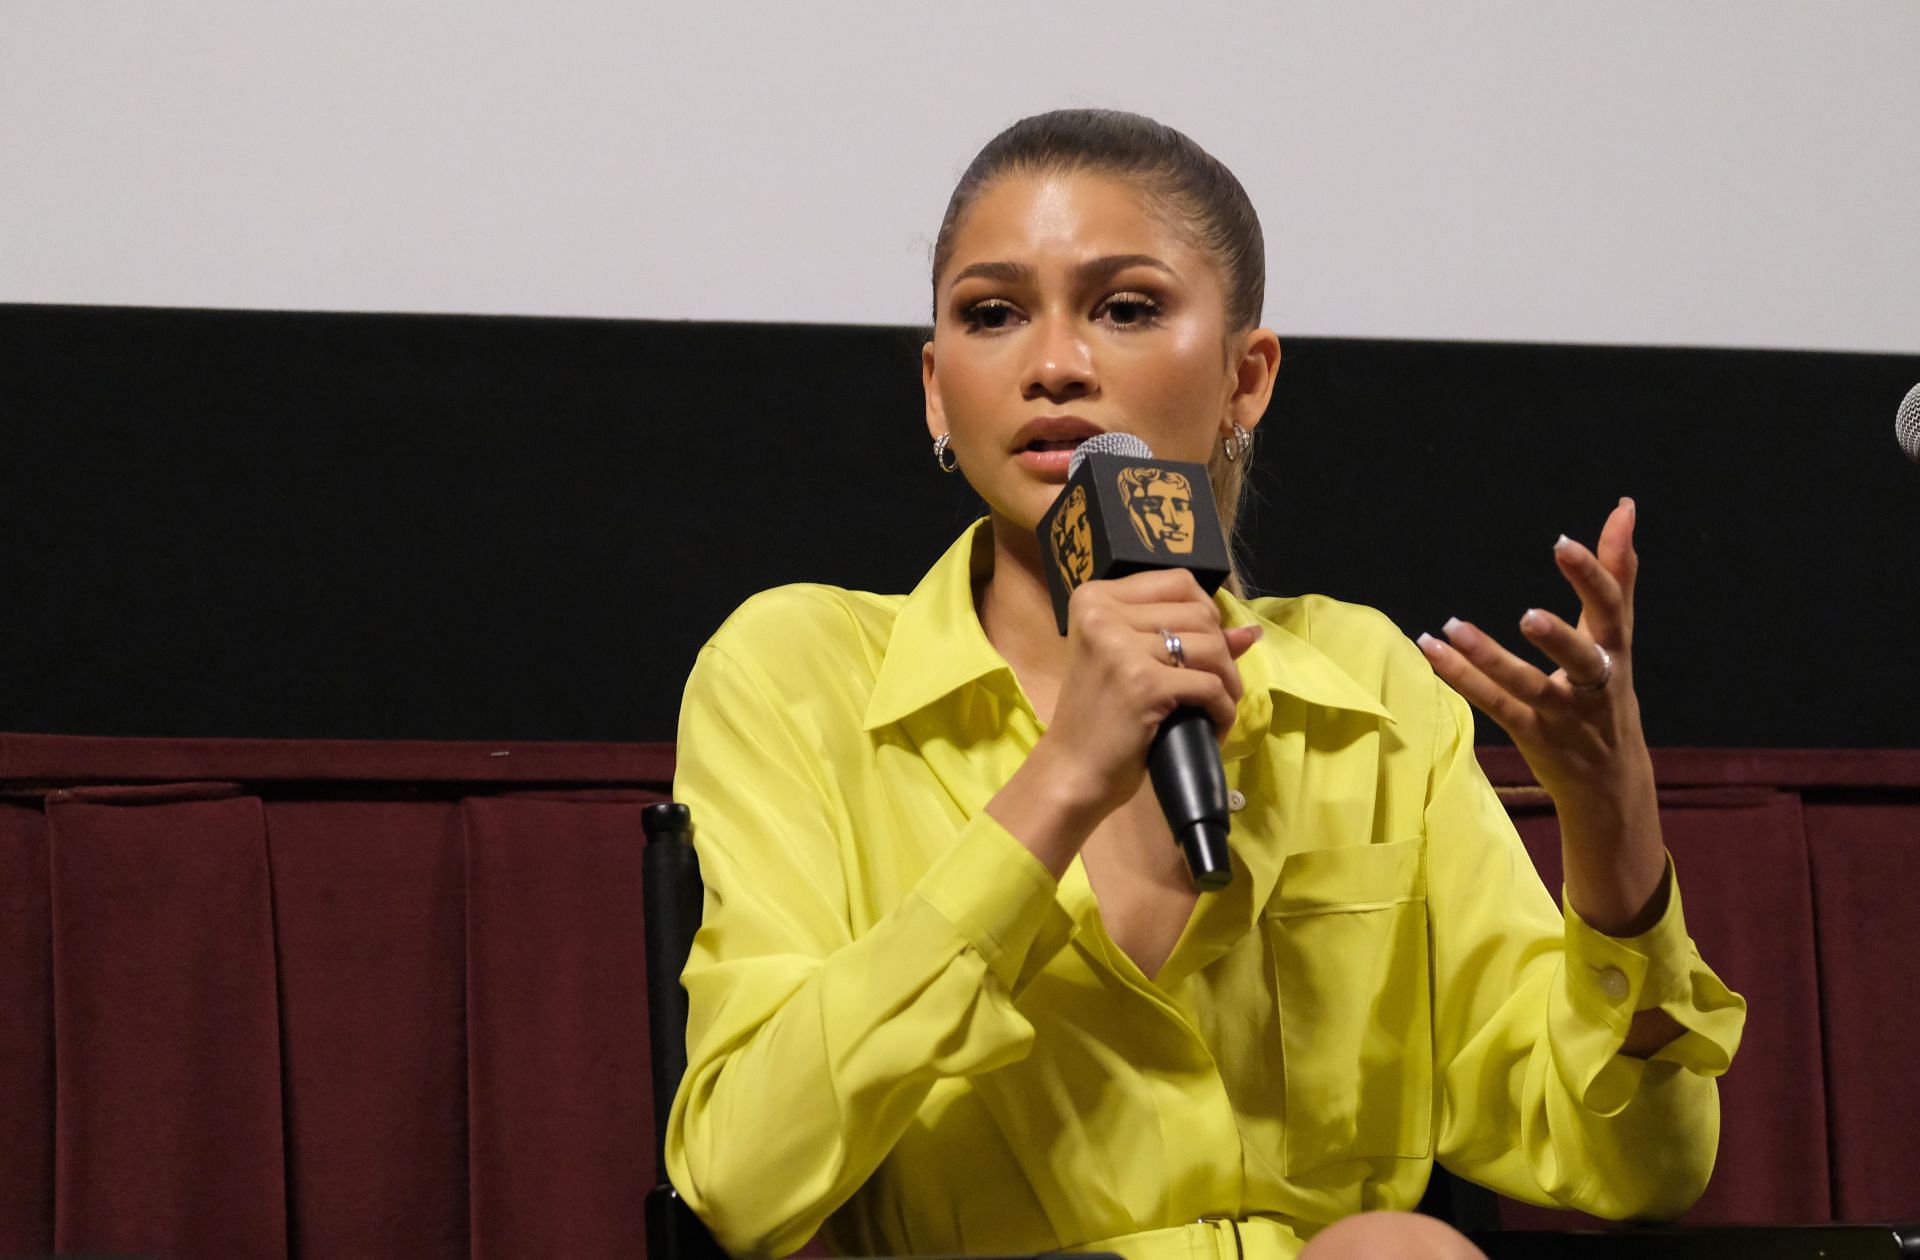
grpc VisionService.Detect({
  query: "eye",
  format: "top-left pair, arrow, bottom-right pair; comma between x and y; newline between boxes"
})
1096,291 -> 1163,330
959,298 -> 1022,333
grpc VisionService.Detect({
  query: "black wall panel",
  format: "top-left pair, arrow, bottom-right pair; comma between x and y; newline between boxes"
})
2,303 -> 1914,744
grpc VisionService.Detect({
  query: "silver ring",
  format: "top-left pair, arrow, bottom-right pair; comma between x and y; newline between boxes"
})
1570,644 -> 1613,692
1161,628 -> 1186,669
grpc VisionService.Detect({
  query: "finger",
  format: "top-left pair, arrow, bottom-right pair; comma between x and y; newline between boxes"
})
1552,533 -> 1628,648
1065,573 -> 1199,633
1416,632 -> 1540,742
1147,627 -> 1244,705
1101,567 -> 1211,604
1224,623 -> 1264,659
1595,496 -> 1639,605
1516,606 -> 1613,689
1439,617 -> 1555,706
1112,600 -> 1227,634
1156,661 -> 1238,734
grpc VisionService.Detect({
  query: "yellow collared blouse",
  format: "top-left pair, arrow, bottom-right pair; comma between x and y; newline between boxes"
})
666,520 -> 1746,1260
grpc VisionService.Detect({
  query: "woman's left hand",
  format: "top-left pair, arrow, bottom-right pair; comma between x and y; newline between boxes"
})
1417,496 -> 1670,937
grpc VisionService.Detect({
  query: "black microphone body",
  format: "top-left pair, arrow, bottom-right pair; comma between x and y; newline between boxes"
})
1035,436 -> 1237,891
1148,707 -> 1234,890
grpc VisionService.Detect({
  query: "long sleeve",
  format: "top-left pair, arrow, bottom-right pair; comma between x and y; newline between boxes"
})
1422,678 -> 1748,1218
664,634 -> 1074,1258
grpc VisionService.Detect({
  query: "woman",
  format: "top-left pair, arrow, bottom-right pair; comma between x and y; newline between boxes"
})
666,110 -> 1745,1260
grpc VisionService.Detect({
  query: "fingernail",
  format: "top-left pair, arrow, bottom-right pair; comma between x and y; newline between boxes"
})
1554,533 -> 1573,551
1520,608 -> 1545,633
1620,495 -> 1636,520
1441,616 -> 1477,647
1416,632 -> 1442,655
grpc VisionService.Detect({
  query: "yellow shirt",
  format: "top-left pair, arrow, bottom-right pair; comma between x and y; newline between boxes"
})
667,519 -> 1745,1260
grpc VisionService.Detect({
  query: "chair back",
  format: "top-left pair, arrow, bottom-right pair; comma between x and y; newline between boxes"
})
642,802 -> 729,1260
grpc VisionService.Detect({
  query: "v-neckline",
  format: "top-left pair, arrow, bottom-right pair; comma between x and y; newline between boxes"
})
1062,853 -> 1212,989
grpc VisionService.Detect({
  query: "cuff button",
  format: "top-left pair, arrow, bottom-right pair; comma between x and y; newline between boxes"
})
1598,966 -> 1631,1001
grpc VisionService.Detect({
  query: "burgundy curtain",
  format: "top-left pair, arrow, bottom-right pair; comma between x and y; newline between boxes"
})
1479,748 -> 1920,1229
0,783 -> 54,1250
2,735 -> 1917,1256
1491,786 -> 1829,1228
1805,799 -> 1920,1222
0,734 -> 670,1260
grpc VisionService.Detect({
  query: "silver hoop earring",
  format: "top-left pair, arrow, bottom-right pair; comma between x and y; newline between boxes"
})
933,432 -> 958,473
1222,422 -> 1253,462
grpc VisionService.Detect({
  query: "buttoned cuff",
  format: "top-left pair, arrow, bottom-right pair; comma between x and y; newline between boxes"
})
913,811 -> 1075,996
1550,858 -> 1747,1115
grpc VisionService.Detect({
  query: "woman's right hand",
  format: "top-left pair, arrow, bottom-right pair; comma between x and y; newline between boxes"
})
986,569 -> 1262,877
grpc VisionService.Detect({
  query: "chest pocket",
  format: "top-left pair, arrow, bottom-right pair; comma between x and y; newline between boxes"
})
1263,835 -> 1432,1176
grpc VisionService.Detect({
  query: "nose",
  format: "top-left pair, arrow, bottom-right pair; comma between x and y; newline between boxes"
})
1022,312 -> 1095,403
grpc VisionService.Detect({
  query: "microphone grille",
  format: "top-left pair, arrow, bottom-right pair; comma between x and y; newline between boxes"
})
1068,431 -> 1154,477
1899,383 -> 1920,464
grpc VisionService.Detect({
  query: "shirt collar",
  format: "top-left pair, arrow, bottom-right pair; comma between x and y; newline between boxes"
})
863,517 -> 1396,733
1216,589 -> 1396,727
863,520 -> 1010,732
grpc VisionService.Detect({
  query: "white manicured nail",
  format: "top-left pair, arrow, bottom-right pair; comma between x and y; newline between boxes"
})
1554,533 -> 1573,551
1520,608 -> 1545,633
1417,632 -> 1441,654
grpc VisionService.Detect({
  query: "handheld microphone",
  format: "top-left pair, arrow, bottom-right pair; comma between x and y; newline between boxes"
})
1896,383 -> 1920,465
1035,432 -> 1236,891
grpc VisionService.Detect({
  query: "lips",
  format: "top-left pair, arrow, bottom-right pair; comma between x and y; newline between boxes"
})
1010,415 -> 1104,454
1010,416 -> 1106,483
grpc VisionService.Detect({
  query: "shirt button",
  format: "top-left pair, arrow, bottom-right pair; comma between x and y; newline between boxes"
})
1227,789 -> 1247,813
1597,967 -> 1630,1002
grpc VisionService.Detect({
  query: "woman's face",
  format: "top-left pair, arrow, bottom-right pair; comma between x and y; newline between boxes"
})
923,168 -> 1275,533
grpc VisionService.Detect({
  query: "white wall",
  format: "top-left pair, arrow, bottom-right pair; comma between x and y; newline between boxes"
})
3,1 -> 1915,352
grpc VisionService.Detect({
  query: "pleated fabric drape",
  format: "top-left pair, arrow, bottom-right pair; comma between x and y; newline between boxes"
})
0,735 -> 669,1260
1496,786 -> 1832,1229
0,787 -> 55,1250
3,738 -> 1918,1255
1805,799 -> 1920,1221
1470,747 -> 1920,1228
50,784 -> 290,1257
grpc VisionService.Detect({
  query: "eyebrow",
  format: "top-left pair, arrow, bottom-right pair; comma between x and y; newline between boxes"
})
947,253 -> 1176,293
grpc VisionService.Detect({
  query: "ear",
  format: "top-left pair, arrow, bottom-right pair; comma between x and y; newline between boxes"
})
1226,328 -> 1282,435
922,339 -> 947,442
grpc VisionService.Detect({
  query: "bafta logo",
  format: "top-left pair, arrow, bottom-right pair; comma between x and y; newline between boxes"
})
1050,484 -> 1094,588
1117,467 -> 1196,555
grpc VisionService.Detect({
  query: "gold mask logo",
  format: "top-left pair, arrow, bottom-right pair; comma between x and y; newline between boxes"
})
1050,484 -> 1094,588
1118,467 -> 1196,555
